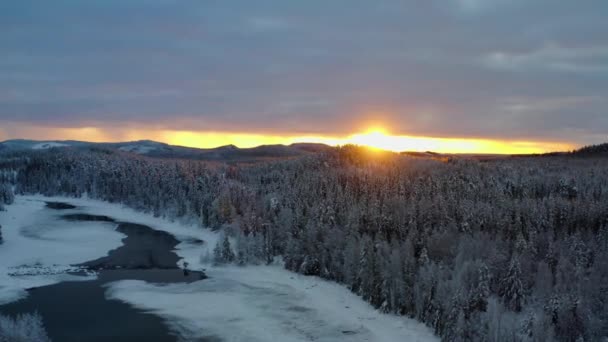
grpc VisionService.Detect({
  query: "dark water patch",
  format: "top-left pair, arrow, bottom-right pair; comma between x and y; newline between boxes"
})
0,270 -> 203,342
80,223 -> 182,270
62,213 -> 116,222
342,330 -> 357,335
98,268 -> 205,283
46,202 -> 77,210
0,216 -> 209,342
287,305 -> 312,313
184,237 -> 205,245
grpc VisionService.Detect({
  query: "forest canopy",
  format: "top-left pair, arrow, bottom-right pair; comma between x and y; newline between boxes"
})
1,146 -> 607,341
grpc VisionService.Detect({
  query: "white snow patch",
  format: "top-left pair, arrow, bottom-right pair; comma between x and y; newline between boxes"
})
107,265 -> 438,342
31,142 -> 69,150
118,145 -> 157,154
16,194 -> 220,269
0,198 -> 124,304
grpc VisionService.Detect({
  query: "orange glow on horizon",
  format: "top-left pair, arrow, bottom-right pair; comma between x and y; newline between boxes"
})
0,124 -> 575,155
161,127 -> 574,154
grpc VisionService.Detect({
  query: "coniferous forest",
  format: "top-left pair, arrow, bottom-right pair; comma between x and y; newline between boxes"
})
1,146 -> 607,341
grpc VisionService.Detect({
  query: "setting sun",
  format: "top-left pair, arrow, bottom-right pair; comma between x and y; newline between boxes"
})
349,128 -> 395,151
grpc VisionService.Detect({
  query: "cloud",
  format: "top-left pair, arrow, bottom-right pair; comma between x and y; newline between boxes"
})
452,0 -> 513,14
247,16 -> 290,32
0,0 -> 606,145
483,43 -> 608,73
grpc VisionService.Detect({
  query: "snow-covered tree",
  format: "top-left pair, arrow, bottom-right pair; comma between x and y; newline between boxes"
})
221,234 -> 235,263
0,312 -> 51,342
500,256 -> 525,312
213,234 -> 235,265
0,183 -> 13,204
483,297 -> 519,342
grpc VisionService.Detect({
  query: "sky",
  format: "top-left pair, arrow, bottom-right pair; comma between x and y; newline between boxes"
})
0,0 -> 607,153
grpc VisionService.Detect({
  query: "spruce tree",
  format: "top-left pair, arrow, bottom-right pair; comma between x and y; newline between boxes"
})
500,256 -> 524,312
221,235 -> 235,263
213,239 -> 223,265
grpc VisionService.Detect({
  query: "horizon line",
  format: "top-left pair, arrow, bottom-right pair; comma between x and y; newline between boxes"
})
1,136 -> 586,155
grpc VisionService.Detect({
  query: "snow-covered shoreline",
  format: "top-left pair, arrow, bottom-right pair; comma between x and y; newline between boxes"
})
1,195 -> 437,341
107,265 -> 439,341
0,197 -> 124,304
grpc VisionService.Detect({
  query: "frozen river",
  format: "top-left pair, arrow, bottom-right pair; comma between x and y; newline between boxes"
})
0,196 -> 438,342
1,204 -> 205,341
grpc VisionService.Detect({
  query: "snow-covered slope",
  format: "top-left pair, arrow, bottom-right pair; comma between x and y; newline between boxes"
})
31,142 -> 69,150
0,139 -> 331,163
0,140 -> 80,151
118,144 -> 158,154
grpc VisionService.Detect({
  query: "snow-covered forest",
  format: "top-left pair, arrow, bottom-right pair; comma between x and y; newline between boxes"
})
0,312 -> 51,342
1,146 -> 607,341
0,170 -> 15,243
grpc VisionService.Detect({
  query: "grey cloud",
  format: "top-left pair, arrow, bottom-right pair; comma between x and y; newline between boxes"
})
483,44 -> 608,73
0,0 -> 607,144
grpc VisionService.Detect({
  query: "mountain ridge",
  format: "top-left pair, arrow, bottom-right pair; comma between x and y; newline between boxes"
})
0,139 -> 333,163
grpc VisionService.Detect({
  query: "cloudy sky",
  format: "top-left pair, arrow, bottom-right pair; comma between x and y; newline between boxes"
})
0,0 -> 606,151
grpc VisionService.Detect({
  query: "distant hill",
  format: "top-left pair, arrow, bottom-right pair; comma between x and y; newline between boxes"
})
0,139 -> 333,163
572,142 -> 608,156
400,151 -> 440,158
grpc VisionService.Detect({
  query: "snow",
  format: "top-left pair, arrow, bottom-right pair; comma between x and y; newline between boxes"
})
1,195 -> 437,341
31,142 -> 69,150
13,194 -> 221,266
118,145 -> 157,154
107,265 -> 439,342
0,197 -> 124,304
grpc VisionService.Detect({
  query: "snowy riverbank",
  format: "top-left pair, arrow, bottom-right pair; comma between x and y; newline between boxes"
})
0,197 -> 123,304
107,265 -> 438,341
1,195 -> 437,341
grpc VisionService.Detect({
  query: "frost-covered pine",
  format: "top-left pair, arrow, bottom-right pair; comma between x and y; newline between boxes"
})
452,308 -> 469,342
213,239 -> 223,265
515,231 -> 528,253
358,238 -> 382,306
483,298 -> 519,342
342,237 -> 360,291
500,256 -> 524,312
569,234 -> 590,274
533,261 -> 553,301
221,235 -> 235,263
469,263 -> 491,313
213,235 -> 235,265
0,183 -> 14,206
0,312 -> 51,342
598,223 -> 608,251
418,247 -> 429,266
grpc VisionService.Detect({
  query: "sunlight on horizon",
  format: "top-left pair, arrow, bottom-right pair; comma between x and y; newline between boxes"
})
165,127 -> 572,154
0,125 -> 574,154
